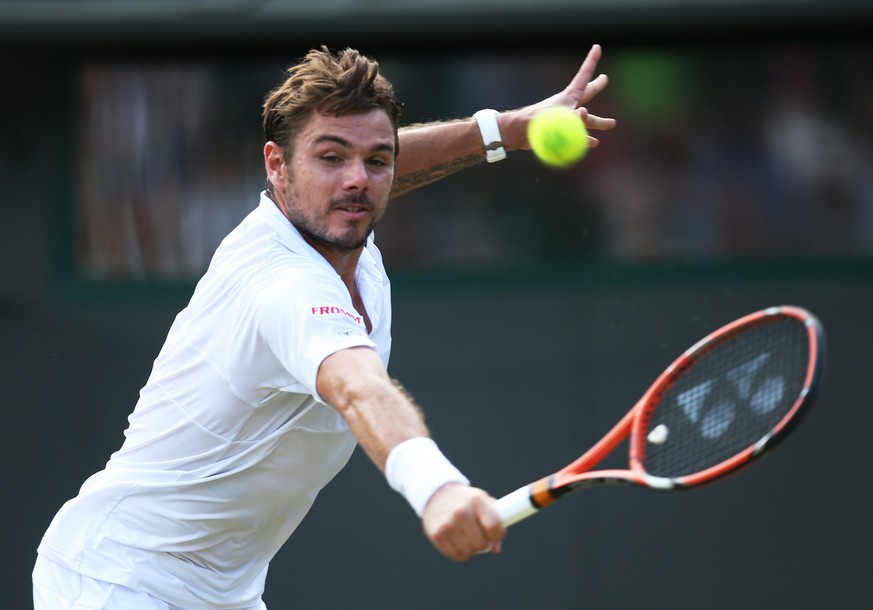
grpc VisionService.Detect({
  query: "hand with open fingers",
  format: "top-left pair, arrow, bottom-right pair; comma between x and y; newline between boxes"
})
499,44 -> 617,152
422,483 -> 506,561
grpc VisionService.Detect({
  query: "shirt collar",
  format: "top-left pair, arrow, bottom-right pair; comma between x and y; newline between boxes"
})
255,190 -> 385,283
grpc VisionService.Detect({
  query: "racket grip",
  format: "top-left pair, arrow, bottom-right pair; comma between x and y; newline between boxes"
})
492,485 -> 539,528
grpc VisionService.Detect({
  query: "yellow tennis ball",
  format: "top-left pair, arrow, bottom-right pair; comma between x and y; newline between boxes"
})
527,106 -> 589,168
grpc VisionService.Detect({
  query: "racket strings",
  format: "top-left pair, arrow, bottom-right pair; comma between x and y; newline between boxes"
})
641,317 -> 810,479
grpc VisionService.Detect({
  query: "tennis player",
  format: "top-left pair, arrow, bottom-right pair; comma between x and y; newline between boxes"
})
33,45 -> 615,609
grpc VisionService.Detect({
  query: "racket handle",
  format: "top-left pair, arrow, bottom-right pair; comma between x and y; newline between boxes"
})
493,485 -> 539,528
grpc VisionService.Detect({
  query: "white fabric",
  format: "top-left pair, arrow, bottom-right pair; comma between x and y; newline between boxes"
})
37,193 -> 392,609
386,437 -> 470,516
33,555 -> 268,610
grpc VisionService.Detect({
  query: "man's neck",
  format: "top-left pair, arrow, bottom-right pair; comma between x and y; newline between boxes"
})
294,225 -> 364,284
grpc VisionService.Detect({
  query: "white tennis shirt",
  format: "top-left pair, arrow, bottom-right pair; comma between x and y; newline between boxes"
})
38,193 -> 392,608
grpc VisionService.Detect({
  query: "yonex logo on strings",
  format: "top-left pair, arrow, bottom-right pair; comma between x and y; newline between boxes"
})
677,353 -> 786,440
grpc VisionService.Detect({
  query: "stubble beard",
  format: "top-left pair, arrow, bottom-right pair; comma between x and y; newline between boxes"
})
287,192 -> 383,254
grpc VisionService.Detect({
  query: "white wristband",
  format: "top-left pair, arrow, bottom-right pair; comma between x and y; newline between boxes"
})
385,437 -> 470,517
473,108 -> 507,163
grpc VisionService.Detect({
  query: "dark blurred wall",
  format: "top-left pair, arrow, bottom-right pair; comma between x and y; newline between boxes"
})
7,270 -> 872,608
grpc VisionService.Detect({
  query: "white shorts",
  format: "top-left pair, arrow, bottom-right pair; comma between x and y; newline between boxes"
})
33,555 -> 268,610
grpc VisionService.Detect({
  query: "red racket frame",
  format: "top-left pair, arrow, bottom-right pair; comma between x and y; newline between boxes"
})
526,305 -> 824,510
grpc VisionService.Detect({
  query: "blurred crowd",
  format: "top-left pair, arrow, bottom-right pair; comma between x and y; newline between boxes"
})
74,43 -> 873,280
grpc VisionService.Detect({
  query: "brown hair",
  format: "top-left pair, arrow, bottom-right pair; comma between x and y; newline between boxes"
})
262,46 -> 403,161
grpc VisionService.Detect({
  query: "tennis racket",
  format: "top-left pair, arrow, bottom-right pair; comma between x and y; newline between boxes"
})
493,305 -> 826,528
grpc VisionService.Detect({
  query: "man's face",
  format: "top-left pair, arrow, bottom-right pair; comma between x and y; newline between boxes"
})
276,109 -> 395,254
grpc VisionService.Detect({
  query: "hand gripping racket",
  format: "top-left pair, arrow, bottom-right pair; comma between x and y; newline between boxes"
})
493,305 -> 826,528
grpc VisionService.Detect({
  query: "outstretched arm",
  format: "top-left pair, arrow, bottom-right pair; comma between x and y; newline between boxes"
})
392,44 -> 616,198
317,346 -> 505,561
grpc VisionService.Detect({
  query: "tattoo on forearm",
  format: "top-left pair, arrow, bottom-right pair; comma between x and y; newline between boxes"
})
391,153 -> 482,198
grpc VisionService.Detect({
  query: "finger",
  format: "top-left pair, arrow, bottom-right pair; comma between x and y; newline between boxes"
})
474,496 -> 506,544
563,44 -> 603,102
583,113 -> 618,132
431,506 -> 490,561
447,502 -> 498,560
579,74 -> 610,105
451,530 -> 489,561
471,499 -> 506,556
430,524 -> 469,562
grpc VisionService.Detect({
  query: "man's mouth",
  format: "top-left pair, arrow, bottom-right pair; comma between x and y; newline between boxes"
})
333,196 -> 373,216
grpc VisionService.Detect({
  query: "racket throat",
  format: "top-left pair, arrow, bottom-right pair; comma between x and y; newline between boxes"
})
531,476 -> 565,508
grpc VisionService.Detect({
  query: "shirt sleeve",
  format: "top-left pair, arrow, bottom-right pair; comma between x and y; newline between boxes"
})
252,267 -> 378,403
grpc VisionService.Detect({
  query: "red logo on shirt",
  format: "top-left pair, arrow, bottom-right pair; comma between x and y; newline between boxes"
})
311,306 -> 363,326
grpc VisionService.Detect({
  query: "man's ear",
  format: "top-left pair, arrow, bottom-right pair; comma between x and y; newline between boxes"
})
263,141 -> 287,190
